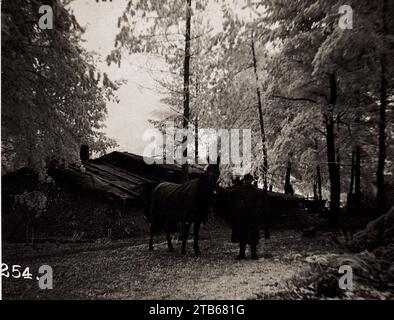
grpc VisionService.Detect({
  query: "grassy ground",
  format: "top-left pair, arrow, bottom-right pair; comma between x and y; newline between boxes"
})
2,225 -> 387,300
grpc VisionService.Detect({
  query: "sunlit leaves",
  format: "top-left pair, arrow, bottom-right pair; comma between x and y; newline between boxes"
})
2,0 -> 118,175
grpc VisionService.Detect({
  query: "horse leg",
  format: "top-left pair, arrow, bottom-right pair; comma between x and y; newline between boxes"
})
193,223 -> 201,257
166,231 -> 174,252
181,223 -> 190,255
236,241 -> 246,260
251,244 -> 258,260
264,225 -> 270,240
149,224 -> 154,251
148,186 -> 157,252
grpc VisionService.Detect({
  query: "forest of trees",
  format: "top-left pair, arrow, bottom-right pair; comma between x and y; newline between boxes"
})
1,0 -> 119,177
2,0 -> 393,223
108,0 -> 393,223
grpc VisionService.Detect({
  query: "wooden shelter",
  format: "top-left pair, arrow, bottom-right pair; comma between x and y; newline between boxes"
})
2,150 -> 204,241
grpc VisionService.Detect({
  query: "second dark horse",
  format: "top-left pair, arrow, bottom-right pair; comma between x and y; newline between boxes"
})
146,161 -> 220,257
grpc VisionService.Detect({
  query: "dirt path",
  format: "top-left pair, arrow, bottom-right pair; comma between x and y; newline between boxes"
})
2,229 -> 342,300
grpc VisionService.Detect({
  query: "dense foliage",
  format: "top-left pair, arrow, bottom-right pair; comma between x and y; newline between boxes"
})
111,0 -> 393,216
2,0 -> 119,176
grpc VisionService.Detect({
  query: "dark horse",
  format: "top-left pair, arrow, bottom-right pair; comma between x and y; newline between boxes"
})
146,162 -> 220,257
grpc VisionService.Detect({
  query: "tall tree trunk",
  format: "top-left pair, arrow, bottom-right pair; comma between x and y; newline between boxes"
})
313,182 -> 318,201
355,146 -> 361,209
194,70 -> 199,164
326,73 -> 341,226
336,148 -> 341,180
317,164 -> 322,202
347,150 -> 355,213
377,0 -> 388,214
182,0 -> 192,180
251,35 -> 268,190
314,139 -> 323,203
284,160 -> 293,195
195,117 -> 199,163
349,150 -> 355,195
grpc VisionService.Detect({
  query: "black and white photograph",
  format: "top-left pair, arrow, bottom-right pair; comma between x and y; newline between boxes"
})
1,0 -> 394,306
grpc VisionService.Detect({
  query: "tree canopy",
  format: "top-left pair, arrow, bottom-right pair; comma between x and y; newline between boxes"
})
110,0 -> 393,215
2,0 -> 119,176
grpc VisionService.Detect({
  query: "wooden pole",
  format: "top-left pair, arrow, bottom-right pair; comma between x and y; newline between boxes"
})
251,34 -> 268,190
182,0 -> 192,180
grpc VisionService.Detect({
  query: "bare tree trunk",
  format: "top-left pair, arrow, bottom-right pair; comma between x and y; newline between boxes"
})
313,182 -> 318,201
355,146 -> 361,209
251,35 -> 268,190
336,148 -> 341,181
317,164 -> 322,202
349,150 -> 355,196
284,160 -> 293,195
194,68 -> 199,164
326,73 -> 341,226
182,0 -> 192,180
195,117 -> 198,163
377,0 -> 388,214
314,139 -> 323,203
347,150 -> 355,213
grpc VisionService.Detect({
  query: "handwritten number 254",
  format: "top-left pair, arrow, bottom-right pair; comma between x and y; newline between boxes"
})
1,264 -> 33,279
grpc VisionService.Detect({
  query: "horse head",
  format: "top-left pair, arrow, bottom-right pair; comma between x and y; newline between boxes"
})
205,156 -> 221,189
